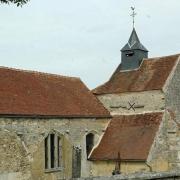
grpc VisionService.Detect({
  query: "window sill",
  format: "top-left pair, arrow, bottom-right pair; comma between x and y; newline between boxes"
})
44,167 -> 63,173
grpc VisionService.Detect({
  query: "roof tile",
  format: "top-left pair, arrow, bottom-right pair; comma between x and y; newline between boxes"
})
0,67 -> 110,117
89,112 -> 163,161
93,54 -> 179,95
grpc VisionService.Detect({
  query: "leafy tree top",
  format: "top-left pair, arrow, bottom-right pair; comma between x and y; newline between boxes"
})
0,0 -> 29,6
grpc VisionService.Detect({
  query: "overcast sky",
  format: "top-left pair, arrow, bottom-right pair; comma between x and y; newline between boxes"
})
0,0 -> 180,89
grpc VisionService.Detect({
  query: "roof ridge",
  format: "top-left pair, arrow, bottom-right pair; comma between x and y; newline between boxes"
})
0,66 -> 80,81
144,53 -> 180,61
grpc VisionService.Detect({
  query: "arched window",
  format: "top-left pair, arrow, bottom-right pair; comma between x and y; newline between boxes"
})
45,133 -> 62,170
86,133 -> 94,158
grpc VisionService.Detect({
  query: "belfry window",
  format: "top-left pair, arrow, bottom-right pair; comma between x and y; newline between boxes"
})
125,51 -> 134,57
86,133 -> 94,158
45,134 -> 62,170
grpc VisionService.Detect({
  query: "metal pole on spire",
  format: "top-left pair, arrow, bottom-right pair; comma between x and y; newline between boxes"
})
130,7 -> 137,28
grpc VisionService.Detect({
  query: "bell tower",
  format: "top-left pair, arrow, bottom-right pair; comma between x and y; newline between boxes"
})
120,7 -> 148,71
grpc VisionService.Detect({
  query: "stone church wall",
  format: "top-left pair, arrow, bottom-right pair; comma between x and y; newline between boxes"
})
147,112 -> 169,172
97,90 -> 164,115
0,117 -> 108,180
90,161 -> 149,177
0,129 -> 31,180
164,58 -> 180,170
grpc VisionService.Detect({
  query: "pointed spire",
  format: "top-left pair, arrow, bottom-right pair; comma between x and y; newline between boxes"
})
115,7 -> 149,71
128,28 -> 140,46
121,28 -> 148,52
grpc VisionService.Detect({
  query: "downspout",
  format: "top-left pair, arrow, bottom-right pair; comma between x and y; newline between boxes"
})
145,161 -> 152,172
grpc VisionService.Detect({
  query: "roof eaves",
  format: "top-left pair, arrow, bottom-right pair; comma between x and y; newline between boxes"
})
89,158 -> 146,162
93,88 -> 163,96
0,114 -> 112,119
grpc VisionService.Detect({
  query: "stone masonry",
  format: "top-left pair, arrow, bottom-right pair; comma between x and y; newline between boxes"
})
0,117 -> 108,180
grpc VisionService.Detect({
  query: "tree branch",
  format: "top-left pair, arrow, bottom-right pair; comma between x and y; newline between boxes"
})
0,0 -> 29,6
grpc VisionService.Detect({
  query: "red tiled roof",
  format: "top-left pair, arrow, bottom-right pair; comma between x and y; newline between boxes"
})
92,54 -> 179,95
89,112 -> 163,161
0,67 -> 110,117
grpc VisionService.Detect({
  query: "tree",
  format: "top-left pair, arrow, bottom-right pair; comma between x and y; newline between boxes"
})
0,0 -> 29,6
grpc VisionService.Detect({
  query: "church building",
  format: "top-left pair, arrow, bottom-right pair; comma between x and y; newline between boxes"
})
90,27 -> 180,176
0,20 -> 180,179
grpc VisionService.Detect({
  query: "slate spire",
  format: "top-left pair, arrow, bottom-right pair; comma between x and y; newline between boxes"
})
110,7 -> 149,74
120,28 -> 148,71
121,28 -> 148,52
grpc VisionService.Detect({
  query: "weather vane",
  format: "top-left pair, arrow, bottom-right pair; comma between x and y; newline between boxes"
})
131,7 -> 137,28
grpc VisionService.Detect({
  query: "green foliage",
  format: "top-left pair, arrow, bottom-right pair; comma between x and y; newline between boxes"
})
0,0 -> 29,6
